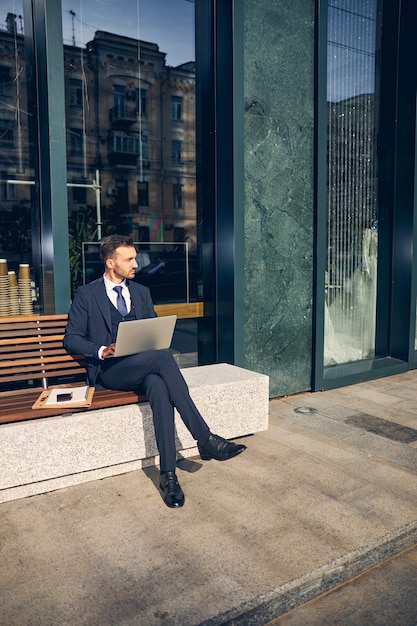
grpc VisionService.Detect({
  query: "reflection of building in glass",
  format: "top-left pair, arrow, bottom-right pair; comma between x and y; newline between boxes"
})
0,15 -> 196,260
66,30 -> 196,246
327,93 -> 377,290
0,14 -> 33,266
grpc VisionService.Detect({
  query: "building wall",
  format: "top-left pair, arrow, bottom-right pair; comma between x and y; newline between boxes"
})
243,0 -> 315,397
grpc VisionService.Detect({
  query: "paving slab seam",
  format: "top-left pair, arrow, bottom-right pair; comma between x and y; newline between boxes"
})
195,519 -> 417,626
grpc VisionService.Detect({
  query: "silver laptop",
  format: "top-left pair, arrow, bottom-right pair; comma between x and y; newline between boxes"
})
112,315 -> 177,358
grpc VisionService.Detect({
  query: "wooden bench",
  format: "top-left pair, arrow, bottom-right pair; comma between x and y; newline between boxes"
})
0,303 -> 203,424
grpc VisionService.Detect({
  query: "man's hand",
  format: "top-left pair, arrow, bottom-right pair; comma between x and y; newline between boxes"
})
102,343 -> 116,358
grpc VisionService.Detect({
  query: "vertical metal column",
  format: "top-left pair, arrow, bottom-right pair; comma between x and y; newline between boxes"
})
31,0 -> 70,313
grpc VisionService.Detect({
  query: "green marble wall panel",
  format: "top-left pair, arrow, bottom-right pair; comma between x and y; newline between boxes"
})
243,0 -> 315,397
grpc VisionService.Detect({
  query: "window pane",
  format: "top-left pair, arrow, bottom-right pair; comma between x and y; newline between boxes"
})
324,0 -> 380,366
0,5 -> 39,315
171,95 -> 183,120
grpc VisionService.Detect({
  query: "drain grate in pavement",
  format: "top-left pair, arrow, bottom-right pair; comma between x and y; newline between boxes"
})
294,406 -> 317,414
345,413 -> 417,443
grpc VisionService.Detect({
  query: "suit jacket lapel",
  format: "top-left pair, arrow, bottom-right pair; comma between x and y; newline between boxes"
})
92,277 -> 113,331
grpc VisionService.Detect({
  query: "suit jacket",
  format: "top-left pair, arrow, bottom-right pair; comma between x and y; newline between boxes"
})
63,277 -> 156,385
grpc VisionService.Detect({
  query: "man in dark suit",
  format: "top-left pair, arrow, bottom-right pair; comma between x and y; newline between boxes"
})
64,234 -> 246,508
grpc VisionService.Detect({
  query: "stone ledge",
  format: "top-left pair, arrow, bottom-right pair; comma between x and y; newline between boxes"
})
0,363 -> 269,503
200,520 -> 417,626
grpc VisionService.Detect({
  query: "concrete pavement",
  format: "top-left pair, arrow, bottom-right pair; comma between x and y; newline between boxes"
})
2,370 -> 417,625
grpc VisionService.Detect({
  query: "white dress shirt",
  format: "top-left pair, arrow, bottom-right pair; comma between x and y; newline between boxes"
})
98,276 -> 132,359
103,275 -> 132,313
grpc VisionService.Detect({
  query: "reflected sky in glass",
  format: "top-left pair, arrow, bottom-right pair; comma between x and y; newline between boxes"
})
327,0 -> 377,102
61,0 -> 195,67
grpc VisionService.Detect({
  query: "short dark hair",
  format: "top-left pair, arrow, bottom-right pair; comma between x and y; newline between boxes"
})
100,234 -> 135,263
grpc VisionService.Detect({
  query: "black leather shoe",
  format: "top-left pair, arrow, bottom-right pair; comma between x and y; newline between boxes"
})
159,471 -> 185,508
198,433 -> 247,461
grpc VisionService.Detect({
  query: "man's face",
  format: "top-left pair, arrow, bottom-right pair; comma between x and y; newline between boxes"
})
106,245 -> 138,281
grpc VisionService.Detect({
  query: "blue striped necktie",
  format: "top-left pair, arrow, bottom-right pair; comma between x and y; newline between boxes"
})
113,285 -> 128,317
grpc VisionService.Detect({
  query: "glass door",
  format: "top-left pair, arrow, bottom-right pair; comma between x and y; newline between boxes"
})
324,0 -> 381,368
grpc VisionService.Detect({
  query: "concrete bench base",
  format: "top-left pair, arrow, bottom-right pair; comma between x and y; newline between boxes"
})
0,363 -> 269,503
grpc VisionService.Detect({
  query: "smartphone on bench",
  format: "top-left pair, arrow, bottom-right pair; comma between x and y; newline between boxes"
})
56,392 -> 73,402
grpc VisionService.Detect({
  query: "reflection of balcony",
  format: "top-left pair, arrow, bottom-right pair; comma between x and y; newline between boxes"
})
107,149 -> 151,168
109,106 -> 137,128
108,150 -> 137,167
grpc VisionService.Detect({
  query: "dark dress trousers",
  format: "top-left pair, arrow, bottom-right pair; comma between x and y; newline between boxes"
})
63,277 -> 209,471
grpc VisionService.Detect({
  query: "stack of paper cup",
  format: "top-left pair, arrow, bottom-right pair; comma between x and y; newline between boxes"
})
8,271 -> 19,315
18,263 -> 33,314
0,259 -> 10,316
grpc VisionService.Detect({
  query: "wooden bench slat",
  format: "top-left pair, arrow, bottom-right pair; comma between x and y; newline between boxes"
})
0,354 -> 83,368
154,301 -> 203,319
0,330 -> 67,338
0,314 -> 69,324
1,369 -> 85,384
0,347 -> 76,360
0,319 -> 67,328
0,333 -> 65,345
1,361 -> 84,375
0,343 -> 64,353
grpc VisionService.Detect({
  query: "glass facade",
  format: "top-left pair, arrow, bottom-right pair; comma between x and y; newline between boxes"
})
324,0 -> 381,366
1,0 -> 416,393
